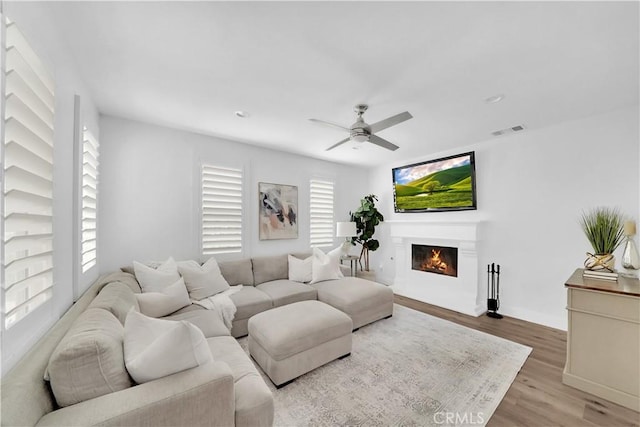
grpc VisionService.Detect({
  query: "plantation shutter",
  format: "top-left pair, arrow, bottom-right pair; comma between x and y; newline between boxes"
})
201,165 -> 243,255
80,128 -> 98,272
2,17 -> 55,328
309,179 -> 334,247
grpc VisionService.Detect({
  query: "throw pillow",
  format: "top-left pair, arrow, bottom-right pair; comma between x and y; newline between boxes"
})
178,257 -> 230,300
328,246 -> 346,277
310,247 -> 344,284
133,257 -> 180,293
135,277 -> 191,318
288,254 -> 313,283
123,310 -> 213,384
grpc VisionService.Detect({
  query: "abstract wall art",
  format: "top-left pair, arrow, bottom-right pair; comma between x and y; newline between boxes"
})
258,182 -> 298,240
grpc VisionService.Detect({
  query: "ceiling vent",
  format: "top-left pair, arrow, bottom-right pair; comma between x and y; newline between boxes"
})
491,124 -> 526,137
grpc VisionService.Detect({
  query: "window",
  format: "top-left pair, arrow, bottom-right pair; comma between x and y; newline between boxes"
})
201,165 -> 243,255
2,17 -> 55,328
309,179 -> 334,247
80,127 -> 99,272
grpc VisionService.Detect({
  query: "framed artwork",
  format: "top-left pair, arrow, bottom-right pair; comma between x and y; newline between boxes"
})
258,182 -> 298,240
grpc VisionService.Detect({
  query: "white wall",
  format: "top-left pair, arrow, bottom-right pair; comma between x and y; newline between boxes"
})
368,106 -> 639,330
1,3 -> 101,373
98,116 -> 369,272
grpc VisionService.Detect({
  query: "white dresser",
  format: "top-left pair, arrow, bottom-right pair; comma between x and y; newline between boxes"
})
563,269 -> 640,411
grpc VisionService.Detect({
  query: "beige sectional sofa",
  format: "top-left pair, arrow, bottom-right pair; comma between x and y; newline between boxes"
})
1,253 -> 393,427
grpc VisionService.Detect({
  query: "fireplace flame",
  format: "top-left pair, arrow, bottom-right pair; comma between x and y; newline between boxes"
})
422,249 -> 448,272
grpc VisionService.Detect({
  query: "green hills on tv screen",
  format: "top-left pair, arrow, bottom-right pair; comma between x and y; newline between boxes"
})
394,163 -> 475,211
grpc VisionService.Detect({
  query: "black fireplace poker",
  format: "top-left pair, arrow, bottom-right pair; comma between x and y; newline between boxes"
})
487,263 -> 503,319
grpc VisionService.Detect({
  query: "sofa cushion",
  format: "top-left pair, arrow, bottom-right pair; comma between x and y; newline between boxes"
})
164,309 -> 231,338
136,277 -> 191,318
46,308 -> 133,407
252,254 -> 288,285
89,282 -> 140,324
256,280 -> 317,307
178,258 -> 230,300
133,257 -> 180,293
97,271 -> 142,293
207,336 -> 274,426
219,258 -> 254,286
124,310 -> 213,384
229,286 -> 272,320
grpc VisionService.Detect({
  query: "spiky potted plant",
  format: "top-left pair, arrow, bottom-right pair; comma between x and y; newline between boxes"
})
580,207 -> 625,272
350,194 -> 384,271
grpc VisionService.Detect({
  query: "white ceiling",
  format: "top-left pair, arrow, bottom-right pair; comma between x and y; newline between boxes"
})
46,1 -> 638,167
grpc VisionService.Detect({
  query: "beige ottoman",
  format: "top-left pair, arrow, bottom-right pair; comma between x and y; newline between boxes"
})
311,277 -> 394,330
248,300 -> 352,387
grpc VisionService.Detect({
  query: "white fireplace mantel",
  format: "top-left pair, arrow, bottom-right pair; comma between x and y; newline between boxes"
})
387,220 -> 484,316
387,220 -> 480,242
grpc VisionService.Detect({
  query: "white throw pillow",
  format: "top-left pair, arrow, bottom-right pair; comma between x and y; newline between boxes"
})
178,257 -> 230,301
328,246 -> 345,274
288,254 -> 313,283
310,247 -> 344,284
133,257 -> 180,293
123,310 -> 213,384
135,277 -> 191,318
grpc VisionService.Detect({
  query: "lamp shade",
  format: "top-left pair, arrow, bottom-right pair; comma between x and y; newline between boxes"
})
336,221 -> 357,237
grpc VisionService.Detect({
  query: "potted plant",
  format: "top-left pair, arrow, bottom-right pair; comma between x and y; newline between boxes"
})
580,207 -> 625,272
350,194 -> 384,271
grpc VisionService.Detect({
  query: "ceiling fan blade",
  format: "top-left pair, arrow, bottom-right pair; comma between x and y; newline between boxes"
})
369,111 -> 413,133
369,134 -> 399,151
325,137 -> 351,151
309,118 -> 350,132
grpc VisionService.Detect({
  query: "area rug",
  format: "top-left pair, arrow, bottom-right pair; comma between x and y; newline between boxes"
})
238,304 -> 532,426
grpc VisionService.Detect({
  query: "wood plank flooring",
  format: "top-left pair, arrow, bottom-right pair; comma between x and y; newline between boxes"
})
394,294 -> 640,427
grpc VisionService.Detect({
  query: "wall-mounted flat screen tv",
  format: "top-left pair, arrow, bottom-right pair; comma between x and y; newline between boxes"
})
392,151 -> 477,212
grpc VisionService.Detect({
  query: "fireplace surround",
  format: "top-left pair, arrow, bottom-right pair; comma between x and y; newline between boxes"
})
388,220 -> 484,316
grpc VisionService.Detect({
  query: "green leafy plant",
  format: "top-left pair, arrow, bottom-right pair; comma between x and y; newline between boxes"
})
350,194 -> 384,271
580,207 -> 625,255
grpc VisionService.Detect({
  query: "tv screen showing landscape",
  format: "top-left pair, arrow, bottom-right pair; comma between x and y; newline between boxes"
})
392,152 -> 477,212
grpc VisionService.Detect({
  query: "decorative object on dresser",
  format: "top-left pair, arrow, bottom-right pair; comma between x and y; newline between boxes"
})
350,194 -> 384,271
259,182 -> 298,240
486,263 -> 503,319
563,269 -> 640,411
621,220 -> 640,276
579,207 -> 625,272
336,221 -> 357,255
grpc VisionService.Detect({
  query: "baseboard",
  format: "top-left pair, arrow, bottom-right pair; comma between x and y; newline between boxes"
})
499,305 -> 567,331
563,370 -> 640,411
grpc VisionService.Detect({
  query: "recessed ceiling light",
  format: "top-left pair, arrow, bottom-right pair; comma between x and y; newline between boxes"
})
235,111 -> 250,118
484,94 -> 505,104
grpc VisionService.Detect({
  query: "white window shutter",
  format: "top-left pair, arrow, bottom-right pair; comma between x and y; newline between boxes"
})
201,165 -> 243,255
80,128 -> 98,272
309,179 -> 334,247
2,17 -> 55,328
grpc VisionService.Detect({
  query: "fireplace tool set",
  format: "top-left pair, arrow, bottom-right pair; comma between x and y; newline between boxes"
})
486,263 -> 503,319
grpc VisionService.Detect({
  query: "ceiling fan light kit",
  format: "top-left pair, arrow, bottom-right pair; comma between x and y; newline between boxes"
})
310,104 -> 413,152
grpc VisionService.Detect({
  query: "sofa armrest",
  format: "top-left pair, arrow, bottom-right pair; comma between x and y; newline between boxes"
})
36,362 -> 235,427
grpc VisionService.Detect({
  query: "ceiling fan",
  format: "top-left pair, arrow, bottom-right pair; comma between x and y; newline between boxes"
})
310,104 -> 412,151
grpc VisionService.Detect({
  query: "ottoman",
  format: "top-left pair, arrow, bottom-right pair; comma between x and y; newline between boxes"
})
312,277 -> 394,330
248,300 -> 352,387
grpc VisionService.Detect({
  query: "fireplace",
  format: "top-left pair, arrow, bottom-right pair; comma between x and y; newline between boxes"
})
412,244 -> 458,277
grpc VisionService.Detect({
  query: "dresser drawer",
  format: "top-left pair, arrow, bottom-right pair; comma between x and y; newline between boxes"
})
569,288 -> 640,323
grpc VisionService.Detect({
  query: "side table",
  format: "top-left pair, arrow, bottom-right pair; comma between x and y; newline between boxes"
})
340,255 -> 360,277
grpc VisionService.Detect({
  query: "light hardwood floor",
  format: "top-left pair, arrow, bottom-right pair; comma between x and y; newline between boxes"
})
394,295 -> 640,427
